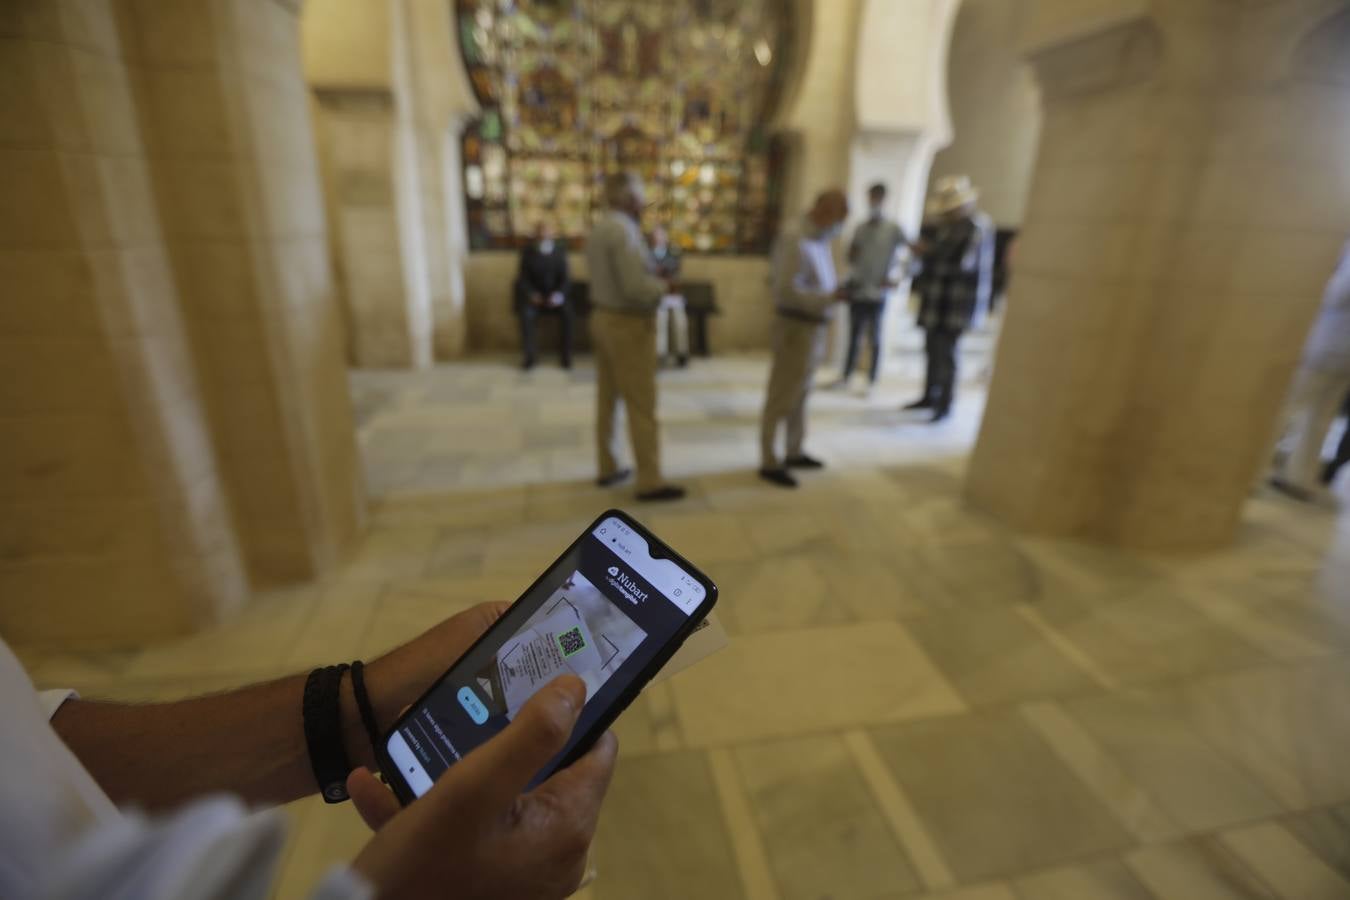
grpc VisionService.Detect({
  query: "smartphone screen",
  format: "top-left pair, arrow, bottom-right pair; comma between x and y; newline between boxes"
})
383,512 -> 715,799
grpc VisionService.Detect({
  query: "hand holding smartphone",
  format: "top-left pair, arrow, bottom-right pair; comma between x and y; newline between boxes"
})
378,510 -> 718,804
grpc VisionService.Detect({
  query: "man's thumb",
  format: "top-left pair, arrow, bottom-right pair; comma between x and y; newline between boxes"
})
432,675 -> 587,815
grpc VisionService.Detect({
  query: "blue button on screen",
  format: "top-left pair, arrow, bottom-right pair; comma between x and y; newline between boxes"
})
457,686 -> 489,724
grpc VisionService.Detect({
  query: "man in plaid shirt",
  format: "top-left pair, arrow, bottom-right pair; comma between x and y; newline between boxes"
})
904,175 -> 995,422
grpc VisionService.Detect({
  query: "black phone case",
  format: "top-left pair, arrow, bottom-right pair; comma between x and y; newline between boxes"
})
376,508 -> 719,806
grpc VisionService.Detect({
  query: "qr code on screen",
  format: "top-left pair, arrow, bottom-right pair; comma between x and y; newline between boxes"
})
557,626 -> 586,658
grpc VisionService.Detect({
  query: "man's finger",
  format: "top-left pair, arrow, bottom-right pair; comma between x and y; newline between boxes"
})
426,675 -> 587,817
348,767 -> 401,831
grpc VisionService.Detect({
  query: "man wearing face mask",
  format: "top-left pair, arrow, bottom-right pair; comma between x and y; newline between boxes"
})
832,182 -> 911,396
758,189 -> 851,488
513,220 -> 572,370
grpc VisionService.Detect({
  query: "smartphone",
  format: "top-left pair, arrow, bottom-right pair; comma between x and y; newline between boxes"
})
378,509 -> 718,804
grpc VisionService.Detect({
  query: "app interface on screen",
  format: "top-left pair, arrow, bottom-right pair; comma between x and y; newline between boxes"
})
387,517 -> 706,797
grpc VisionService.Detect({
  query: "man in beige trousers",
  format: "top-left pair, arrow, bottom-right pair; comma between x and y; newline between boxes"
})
586,172 -> 685,502
759,189 -> 850,488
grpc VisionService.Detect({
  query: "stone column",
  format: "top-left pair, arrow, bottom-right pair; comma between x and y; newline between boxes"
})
127,0 -> 364,581
0,1 -> 249,644
965,0 -> 1350,550
304,0 -> 469,368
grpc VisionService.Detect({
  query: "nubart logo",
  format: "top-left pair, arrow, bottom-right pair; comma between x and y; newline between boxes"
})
608,566 -> 620,576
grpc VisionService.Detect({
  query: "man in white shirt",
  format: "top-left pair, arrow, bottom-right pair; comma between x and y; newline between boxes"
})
1,603 -> 616,899
758,189 -> 851,488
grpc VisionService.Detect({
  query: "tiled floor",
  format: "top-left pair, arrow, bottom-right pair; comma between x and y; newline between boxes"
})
16,353 -> 1350,899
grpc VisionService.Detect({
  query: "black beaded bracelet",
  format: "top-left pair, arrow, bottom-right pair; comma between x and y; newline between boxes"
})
302,664 -> 352,803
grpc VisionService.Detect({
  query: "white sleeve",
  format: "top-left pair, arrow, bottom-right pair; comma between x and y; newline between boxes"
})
39,689 -> 77,719
32,796 -> 373,900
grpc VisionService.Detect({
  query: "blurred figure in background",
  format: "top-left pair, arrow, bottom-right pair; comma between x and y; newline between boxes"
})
651,226 -> 690,368
586,173 -> 686,502
1270,239 -> 1350,501
513,220 -> 572,370
758,189 -> 850,489
833,182 -> 912,396
904,175 -> 994,423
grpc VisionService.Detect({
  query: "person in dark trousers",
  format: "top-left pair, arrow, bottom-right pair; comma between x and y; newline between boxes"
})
1323,392 -> 1350,485
904,175 -> 994,423
834,182 -> 910,395
513,220 -> 572,370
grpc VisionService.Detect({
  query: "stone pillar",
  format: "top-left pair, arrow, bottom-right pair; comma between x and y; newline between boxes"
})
127,0 -> 364,581
312,86 -> 433,368
303,0 -> 471,367
965,0 -> 1350,550
0,1 -> 249,644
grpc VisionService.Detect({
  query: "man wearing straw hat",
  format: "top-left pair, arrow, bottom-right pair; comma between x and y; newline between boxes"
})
904,175 -> 995,423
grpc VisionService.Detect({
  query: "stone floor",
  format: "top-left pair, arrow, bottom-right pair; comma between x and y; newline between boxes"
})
16,354 -> 1350,900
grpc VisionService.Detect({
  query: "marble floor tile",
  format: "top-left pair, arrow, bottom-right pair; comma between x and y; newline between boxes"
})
713,556 -> 852,636
732,734 -> 922,899
1179,658 -> 1350,811
867,711 -> 1136,884
1218,821 -> 1350,900
1125,838 -> 1277,899
590,750 -> 746,900
1031,584 -> 1271,687
640,509 -> 762,566
670,622 -> 966,746
1282,803 -> 1350,883
1019,701 -> 1182,843
1010,859 -> 1155,900
903,608 -> 1099,707
1058,689 -> 1286,834
609,680 -> 683,757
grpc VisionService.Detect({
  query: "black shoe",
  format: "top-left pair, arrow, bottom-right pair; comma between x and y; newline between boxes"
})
596,468 -> 632,488
522,359 -> 536,371
1323,461 -> 1342,485
929,407 -> 951,424
677,355 -> 689,368
561,360 -> 572,370
903,397 -> 932,411
637,485 -> 686,502
785,454 -> 825,470
758,468 -> 799,488
1269,476 -> 1314,502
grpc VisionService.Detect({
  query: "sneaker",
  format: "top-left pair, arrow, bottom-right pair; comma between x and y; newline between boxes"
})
785,454 -> 825,470
902,397 -> 932,411
758,468 -> 799,488
596,468 -> 633,488
825,378 -> 851,391
637,485 -> 686,503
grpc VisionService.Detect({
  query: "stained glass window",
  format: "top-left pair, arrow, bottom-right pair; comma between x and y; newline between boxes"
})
458,0 -> 794,254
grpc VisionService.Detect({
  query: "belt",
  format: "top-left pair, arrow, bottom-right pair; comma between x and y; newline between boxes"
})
776,308 -> 827,325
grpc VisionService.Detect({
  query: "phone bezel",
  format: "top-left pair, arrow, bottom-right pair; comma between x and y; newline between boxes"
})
375,507 -> 719,806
